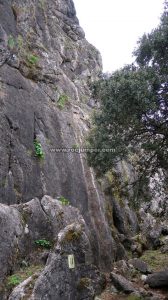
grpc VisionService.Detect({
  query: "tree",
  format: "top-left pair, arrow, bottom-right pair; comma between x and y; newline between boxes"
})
87,2 -> 168,180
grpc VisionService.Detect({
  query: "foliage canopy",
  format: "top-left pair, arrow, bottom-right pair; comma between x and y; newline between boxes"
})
87,2 -> 168,179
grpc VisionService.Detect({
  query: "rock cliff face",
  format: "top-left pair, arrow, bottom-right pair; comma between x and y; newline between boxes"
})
1,1 -> 168,299
0,196 -> 106,299
0,0 -> 116,269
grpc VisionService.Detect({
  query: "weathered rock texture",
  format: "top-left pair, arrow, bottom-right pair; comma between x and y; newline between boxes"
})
146,270 -> 168,288
0,0 -> 116,269
0,196 -> 82,284
110,272 -> 136,294
0,196 -> 105,299
29,223 -> 106,300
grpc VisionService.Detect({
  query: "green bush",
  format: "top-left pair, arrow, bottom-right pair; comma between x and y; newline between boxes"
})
34,140 -> 44,158
72,144 -> 80,150
7,34 -> 24,52
27,54 -> 39,65
7,275 -> 22,287
35,239 -> 51,249
57,94 -> 69,109
58,196 -> 70,205
86,3 -> 168,180
8,35 -> 15,50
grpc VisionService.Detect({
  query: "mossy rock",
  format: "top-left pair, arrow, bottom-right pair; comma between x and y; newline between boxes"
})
126,295 -> 142,300
77,277 -> 91,290
141,250 -> 168,272
4,264 -> 43,293
64,230 -> 81,242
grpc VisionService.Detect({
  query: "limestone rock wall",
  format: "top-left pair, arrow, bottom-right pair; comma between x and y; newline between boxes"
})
0,196 -> 105,299
0,0 -> 115,269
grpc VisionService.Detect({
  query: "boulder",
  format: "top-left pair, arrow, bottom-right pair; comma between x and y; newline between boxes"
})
161,244 -> 168,253
3,203 -> 106,300
28,223 -> 106,300
146,270 -> 168,288
139,209 -> 163,249
113,260 -> 130,276
161,224 -> 168,235
128,258 -> 151,274
0,195 -> 89,286
8,275 -> 38,300
160,236 -> 168,254
110,272 -> 136,294
147,228 -> 162,249
0,204 -> 23,284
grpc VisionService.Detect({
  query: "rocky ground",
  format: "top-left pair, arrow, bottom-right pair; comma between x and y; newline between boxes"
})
99,252 -> 168,300
0,195 -> 167,299
97,204 -> 168,300
0,195 -> 106,299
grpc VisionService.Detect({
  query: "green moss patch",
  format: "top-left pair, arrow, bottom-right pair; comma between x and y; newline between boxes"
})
77,277 -> 91,290
57,94 -> 69,109
6,265 -> 43,290
126,295 -> 142,300
141,250 -> 168,272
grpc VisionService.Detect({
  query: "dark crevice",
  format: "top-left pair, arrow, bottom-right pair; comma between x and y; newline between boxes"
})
5,114 -> 13,130
5,114 -> 18,132
5,114 -> 15,173
34,112 -> 46,137
0,60 -> 8,68
39,86 -> 56,102
11,5 -> 17,22
34,112 -> 45,139
8,140 -> 12,172
39,199 -> 50,218
7,139 -> 13,173
0,78 -> 24,90
6,60 -> 20,71
33,112 -> 36,140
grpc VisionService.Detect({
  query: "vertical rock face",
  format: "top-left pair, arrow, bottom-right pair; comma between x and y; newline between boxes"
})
0,0 -> 115,269
0,196 -> 106,299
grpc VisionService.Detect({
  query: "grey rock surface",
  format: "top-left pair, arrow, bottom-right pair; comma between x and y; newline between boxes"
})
8,224 -> 106,300
2,0 -> 168,299
146,270 -> 168,288
8,275 -> 35,300
0,196 -> 105,299
0,0 -> 115,269
0,204 -> 23,284
128,258 -> 151,274
30,224 -> 105,300
139,209 -> 163,249
110,272 -> 136,294
0,195 -> 88,285
112,199 -> 126,234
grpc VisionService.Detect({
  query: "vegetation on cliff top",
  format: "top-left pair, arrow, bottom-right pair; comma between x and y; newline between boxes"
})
87,2 -> 168,183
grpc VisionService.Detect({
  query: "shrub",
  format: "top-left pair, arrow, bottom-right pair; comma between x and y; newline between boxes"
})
72,144 -> 80,150
8,35 -> 15,50
27,54 -> 39,65
7,34 -> 24,52
7,275 -> 21,287
35,239 -> 51,249
57,94 -> 69,109
34,140 -> 44,158
58,196 -> 70,205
